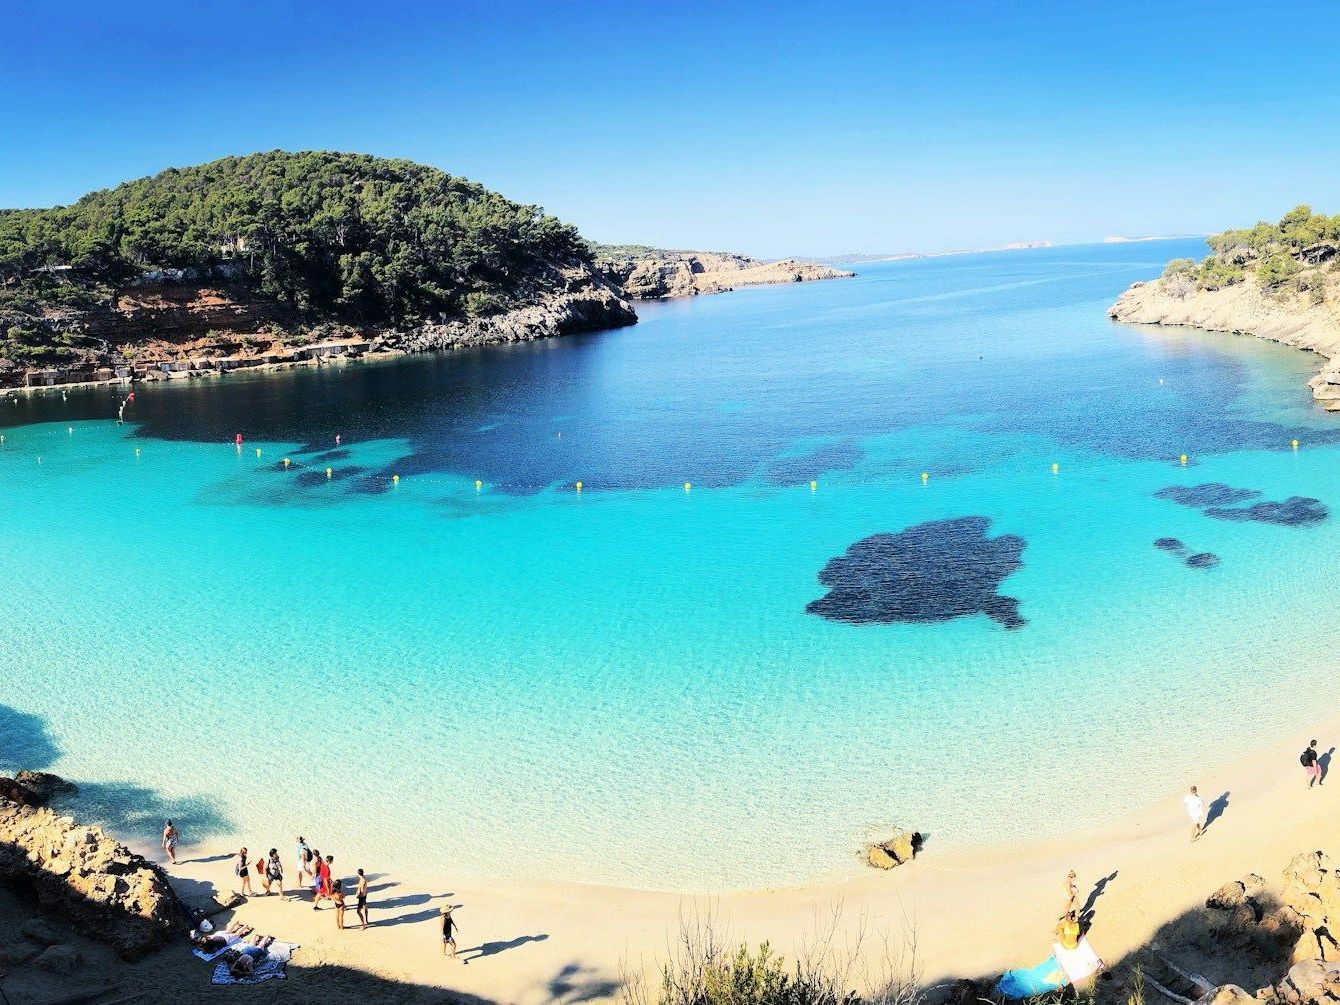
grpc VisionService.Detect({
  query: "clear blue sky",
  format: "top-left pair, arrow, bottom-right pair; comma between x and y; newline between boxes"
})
2,0 -> 1337,257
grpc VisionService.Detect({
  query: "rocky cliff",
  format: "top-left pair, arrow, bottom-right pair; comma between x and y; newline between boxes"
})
595,249 -> 853,300
2,260 -> 636,389
0,776 -> 179,959
393,261 -> 637,353
1109,275 -> 1340,410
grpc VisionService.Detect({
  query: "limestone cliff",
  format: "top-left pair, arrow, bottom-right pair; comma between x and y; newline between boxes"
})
594,248 -> 853,300
4,260 -> 636,389
0,791 -> 180,959
1109,275 -> 1340,410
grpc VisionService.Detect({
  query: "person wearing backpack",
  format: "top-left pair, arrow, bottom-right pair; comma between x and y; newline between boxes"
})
1302,740 -> 1322,789
296,835 -> 313,887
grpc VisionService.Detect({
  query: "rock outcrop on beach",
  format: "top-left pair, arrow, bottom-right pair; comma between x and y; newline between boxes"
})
1138,852 -> 1340,1005
866,829 -> 922,869
593,247 -> 853,300
0,785 -> 179,959
1108,205 -> 1340,410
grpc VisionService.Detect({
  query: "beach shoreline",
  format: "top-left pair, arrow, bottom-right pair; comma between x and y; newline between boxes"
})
81,703 -> 1339,1002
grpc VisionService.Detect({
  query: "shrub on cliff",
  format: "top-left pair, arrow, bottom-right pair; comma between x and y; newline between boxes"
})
1257,250 -> 1302,289
1198,255 -> 1244,291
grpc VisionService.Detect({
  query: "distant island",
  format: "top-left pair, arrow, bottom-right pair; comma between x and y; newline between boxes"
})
1103,234 -> 1203,243
823,240 -> 1051,265
589,244 -> 852,300
1109,205 -> 1340,408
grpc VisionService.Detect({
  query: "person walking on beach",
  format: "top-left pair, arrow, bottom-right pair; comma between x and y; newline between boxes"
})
161,820 -> 178,865
332,879 -> 347,930
355,869 -> 369,930
440,904 -> 459,960
263,848 -> 285,898
1184,786 -> 1206,842
1063,869 -> 1078,915
313,854 -> 334,910
1302,740 -> 1323,789
235,847 -> 254,896
296,836 -> 312,887
308,848 -> 321,892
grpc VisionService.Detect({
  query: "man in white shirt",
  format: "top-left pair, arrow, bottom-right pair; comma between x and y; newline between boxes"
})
1183,785 -> 1205,842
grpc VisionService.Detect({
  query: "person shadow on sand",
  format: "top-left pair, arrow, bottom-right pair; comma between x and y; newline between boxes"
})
460,933 -> 549,964
1204,791 -> 1230,833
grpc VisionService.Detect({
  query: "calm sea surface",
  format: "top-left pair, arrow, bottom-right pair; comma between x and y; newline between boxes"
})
4,240 -> 1339,890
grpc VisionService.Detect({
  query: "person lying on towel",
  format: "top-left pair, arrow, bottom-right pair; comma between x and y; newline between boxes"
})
222,934 -> 276,979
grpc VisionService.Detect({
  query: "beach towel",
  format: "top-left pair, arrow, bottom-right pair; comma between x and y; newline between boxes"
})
192,942 -> 235,962
192,931 -> 241,962
996,956 -> 1067,1000
210,941 -> 299,985
1052,937 -> 1104,984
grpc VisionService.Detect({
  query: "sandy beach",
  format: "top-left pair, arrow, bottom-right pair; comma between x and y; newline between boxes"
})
23,705 -> 1320,1003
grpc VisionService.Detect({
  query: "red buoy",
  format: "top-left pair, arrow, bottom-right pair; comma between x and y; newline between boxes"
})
235,433 -> 243,445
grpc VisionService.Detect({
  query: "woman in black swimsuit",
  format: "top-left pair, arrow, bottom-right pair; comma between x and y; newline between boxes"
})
440,904 -> 458,959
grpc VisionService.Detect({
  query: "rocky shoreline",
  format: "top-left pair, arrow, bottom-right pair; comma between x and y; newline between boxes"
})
595,248 -> 853,300
1109,276 -> 1340,410
5,262 -> 637,393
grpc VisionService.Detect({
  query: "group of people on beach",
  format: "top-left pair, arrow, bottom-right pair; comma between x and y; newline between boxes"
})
162,822 -> 370,931
161,822 -> 467,960
235,837 -> 370,931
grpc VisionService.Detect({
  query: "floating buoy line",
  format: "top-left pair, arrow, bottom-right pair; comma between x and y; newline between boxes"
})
0,396 -> 1312,497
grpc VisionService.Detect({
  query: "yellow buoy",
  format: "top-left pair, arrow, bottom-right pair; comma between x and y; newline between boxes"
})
1051,462 -> 1059,474
325,467 -> 332,479
575,481 -> 583,492
475,479 -> 483,490
283,457 -> 291,468
1179,454 -> 1188,465
810,479 -> 818,492
684,481 -> 692,492
1292,439 -> 1300,450
392,474 -> 400,485
921,471 -> 929,483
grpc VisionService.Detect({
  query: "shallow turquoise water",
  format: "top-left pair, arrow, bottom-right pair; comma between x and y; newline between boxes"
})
4,240 -> 1340,891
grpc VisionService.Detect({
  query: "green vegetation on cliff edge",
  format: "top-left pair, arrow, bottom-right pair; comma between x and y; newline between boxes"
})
1161,204 -> 1340,301
0,150 -> 594,364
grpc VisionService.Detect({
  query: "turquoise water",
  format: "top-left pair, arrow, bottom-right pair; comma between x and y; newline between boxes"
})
5,240 -> 1340,891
